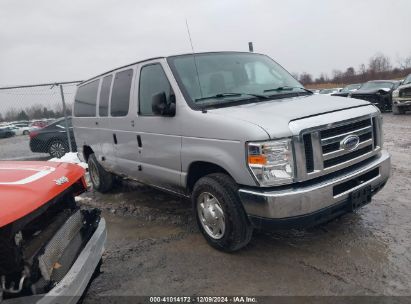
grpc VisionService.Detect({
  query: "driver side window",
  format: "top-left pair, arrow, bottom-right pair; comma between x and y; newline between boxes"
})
139,64 -> 174,116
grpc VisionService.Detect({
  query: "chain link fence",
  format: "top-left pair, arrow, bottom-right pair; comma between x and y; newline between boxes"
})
0,81 -> 81,160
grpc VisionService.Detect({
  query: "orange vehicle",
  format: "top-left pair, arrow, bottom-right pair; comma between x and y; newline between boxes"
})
0,161 -> 106,303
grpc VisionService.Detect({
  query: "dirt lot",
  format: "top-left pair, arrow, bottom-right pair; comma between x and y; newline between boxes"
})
0,135 -> 49,160
77,113 -> 411,298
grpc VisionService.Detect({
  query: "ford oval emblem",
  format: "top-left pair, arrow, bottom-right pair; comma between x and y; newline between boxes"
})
340,135 -> 360,151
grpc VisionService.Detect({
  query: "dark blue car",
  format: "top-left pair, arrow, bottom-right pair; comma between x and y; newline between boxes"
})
29,117 -> 77,158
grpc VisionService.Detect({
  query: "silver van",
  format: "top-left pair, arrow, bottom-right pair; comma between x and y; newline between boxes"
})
73,52 -> 391,251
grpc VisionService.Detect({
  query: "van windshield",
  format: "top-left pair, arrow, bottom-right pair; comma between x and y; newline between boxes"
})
167,53 -> 307,109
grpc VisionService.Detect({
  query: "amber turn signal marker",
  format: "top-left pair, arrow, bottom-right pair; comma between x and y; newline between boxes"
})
248,155 -> 267,165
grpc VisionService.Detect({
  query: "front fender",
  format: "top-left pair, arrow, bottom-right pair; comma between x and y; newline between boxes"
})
181,137 -> 258,187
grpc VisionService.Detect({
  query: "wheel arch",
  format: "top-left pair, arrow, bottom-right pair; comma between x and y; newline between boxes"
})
82,145 -> 94,162
186,161 -> 232,194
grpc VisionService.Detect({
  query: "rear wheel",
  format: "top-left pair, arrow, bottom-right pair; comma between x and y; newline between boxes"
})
48,139 -> 68,158
88,153 -> 114,193
192,173 -> 253,252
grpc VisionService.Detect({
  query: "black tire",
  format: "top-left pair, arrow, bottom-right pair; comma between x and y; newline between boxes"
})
393,105 -> 404,115
23,130 -> 29,135
192,173 -> 253,252
48,139 -> 68,158
88,153 -> 114,193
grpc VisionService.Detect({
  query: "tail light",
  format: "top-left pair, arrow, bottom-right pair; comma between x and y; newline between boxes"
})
29,131 -> 39,139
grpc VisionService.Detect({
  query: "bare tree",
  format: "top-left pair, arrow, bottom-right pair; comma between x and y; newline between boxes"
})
397,54 -> 411,69
299,72 -> 313,85
368,53 -> 392,73
332,69 -> 344,83
5,108 -> 18,121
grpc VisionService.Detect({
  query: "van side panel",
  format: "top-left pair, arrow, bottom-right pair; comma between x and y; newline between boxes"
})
72,79 -> 105,166
108,67 -> 140,178
132,121 -> 183,190
130,60 -> 183,193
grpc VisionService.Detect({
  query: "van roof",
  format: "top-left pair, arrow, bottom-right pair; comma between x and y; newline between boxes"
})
78,51 -> 259,86
79,56 -> 165,86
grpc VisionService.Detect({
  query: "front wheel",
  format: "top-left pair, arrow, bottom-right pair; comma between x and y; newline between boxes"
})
392,105 -> 405,115
192,173 -> 253,252
88,153 -> 114,193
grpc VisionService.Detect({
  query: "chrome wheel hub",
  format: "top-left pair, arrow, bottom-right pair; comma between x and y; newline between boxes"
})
197,192 -> 225,239
50,142 -> 65,158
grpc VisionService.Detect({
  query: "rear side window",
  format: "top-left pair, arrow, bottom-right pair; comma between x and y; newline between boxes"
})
111,69 -> 133,117
54,118 -> 72,129
139,64 -> 172,115
99,75 -> 112,117
74,80 -> 100,117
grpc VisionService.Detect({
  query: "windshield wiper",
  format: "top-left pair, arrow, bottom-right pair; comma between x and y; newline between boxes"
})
264,86 -> 313,94
195,92 -> 269,102
195,93 -> 242,102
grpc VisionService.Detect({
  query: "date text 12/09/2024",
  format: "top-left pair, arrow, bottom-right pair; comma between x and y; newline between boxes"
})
149,297 -> 258,303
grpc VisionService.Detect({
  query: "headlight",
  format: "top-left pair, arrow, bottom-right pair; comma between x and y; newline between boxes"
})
392,89 -> 399,98
247,139 -> 294,186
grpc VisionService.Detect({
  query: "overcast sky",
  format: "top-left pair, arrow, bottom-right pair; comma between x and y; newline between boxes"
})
0,0 -> 410,86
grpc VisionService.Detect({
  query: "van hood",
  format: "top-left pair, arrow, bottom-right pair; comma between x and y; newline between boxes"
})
208,94 -> 371,138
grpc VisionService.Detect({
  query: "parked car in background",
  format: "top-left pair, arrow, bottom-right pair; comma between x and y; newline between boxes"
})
332,83 -> 362,97
29,117 -> 77,158
73,51 -> 390,251
349,80 -> 401,112
30,120 -> 48,129
319,88 -> 342,95
5,123 -> 31,135
14,122 -> 31,135
392,73 -> 411,114
0,127 -> 15,138
309,89 -> 320,94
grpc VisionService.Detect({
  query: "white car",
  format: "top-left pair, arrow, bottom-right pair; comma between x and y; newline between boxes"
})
319,88 -> 342,95
5,123 -> 30,136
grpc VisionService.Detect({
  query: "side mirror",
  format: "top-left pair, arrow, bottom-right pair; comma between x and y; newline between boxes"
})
152,92 -> 175,116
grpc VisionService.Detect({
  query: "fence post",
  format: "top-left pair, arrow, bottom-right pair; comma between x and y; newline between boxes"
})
59,84 -> 73,153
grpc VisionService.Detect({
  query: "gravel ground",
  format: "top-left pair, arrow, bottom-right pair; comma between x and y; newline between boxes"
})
51,114 -> 411,297
0,135 -> 49,160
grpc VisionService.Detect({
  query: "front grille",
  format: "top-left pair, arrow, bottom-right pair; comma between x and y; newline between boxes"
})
320,119 -> 371,138
400,88 -> 411,98
303,134 -> 314,172
333,168 -> 379,196
302,117 -> 378,174
324,145 -> 373,168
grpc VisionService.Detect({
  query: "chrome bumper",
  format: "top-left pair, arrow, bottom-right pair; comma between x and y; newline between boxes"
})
393,98 -> 411,106
239,150 -> 390,219
38,218 -> 107,304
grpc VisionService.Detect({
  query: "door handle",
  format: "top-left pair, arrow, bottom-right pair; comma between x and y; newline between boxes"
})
131,120 -> 135,127
113,134 -> 118,145
95,121 -> 99,125
137,135 -> 142,148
